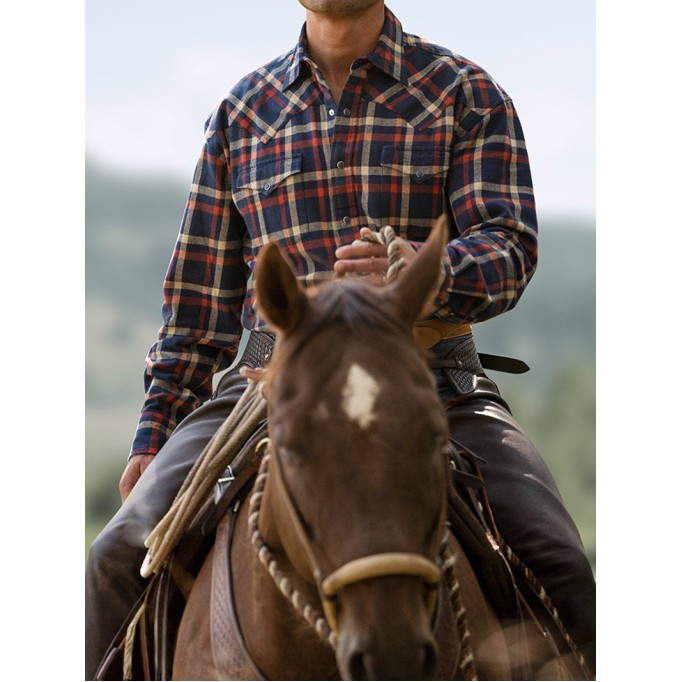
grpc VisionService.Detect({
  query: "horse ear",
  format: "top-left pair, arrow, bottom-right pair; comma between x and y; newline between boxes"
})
255,241 -> 310,333
386,214 -> 449,326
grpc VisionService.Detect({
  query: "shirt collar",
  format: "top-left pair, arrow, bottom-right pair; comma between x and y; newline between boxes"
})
281,5 -> 407,91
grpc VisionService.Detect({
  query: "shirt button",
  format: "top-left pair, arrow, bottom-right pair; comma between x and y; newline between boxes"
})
415,171 -> 425,180
342,216 -> 352,225
343,108 -> 351,116
336,160 -> 345,169
329,108 -> 335,117
263,182 -> 272,191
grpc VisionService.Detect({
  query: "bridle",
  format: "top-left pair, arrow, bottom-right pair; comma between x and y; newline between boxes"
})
248,223 -> 446,639
248,439 -> 445,641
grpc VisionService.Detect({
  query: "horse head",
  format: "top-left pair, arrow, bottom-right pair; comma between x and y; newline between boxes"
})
254,217 -> 450,680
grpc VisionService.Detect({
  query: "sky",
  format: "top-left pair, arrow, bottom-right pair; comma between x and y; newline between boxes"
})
85,0 -> 596,219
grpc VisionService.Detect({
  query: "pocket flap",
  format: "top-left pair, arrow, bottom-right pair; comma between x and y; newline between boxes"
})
236,154 -> 303,195
380,146 -> 449,183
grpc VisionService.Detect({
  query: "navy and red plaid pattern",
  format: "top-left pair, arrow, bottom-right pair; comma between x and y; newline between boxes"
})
131,7 -> 538,457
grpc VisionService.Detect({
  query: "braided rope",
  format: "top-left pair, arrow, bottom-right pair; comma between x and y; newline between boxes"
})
249,447 -> 478,679
123,602 -> 146,681
248,451 -> 338,649
361,225 -> 405,283
441,542 -> 479,681
501,544 -> 594,680
141,379 -> 268,577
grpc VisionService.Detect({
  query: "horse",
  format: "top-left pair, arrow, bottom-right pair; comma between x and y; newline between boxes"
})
170,218 -> 588,681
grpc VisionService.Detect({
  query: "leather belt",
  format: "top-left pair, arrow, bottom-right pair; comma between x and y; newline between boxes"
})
413,319 -> 473,349
238,331 -> 528,374
238,330 -> 528,378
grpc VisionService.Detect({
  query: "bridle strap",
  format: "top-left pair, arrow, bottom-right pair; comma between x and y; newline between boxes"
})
320,552 -> 441,635
265,442 -> 443,635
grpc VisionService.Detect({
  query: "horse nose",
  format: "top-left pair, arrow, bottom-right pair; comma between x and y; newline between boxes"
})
345,638 -> 438,681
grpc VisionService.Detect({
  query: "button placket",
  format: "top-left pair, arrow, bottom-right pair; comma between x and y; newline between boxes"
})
329,90 -> 361,229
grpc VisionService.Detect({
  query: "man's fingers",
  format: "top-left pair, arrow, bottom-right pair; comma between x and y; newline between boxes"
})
333,256 -> 389,274
335,239 -> 387,261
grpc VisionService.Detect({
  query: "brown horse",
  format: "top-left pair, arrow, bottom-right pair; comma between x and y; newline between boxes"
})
171,219 -> 585,680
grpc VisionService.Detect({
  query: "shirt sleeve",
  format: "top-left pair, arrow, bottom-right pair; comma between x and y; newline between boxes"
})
130,104 -> 248,458
432,95 -> 538,323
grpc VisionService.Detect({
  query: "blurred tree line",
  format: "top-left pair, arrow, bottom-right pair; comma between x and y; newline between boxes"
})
85,159 -> 596,569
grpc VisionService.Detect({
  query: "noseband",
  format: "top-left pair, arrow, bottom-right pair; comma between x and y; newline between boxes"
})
249,440 -> 444,640
321,551 -> 442,634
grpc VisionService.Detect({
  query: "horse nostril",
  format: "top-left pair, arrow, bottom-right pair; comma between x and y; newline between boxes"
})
348,650 -> 369,681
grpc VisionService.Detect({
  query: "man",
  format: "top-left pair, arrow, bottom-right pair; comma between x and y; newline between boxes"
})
86,1 -> 596,677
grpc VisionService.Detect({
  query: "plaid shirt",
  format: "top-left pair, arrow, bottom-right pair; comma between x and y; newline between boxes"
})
132,7 -> 538,458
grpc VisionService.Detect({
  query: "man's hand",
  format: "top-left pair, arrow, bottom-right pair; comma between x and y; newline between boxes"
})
334,227 -> 418,284
119,454 -> 155,503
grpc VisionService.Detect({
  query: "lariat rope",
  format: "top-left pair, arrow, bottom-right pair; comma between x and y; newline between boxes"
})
360,224 -> 405,282
140,378 -> 267,578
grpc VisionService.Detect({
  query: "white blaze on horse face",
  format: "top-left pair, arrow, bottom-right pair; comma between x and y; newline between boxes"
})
341,363 -> 381,429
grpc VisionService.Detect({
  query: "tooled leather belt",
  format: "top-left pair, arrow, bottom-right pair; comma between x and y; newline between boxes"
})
238,331 -> 277,369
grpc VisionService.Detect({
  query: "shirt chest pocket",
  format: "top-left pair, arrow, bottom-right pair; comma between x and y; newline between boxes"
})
233,154 -> 307,243
376,145 -> 450,238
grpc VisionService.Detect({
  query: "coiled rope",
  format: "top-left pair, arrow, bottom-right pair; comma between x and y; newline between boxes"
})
140,378 -> 267,578
360,224 -> 405,282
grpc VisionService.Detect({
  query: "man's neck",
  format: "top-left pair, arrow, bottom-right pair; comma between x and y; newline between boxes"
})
304,4 -> 385,103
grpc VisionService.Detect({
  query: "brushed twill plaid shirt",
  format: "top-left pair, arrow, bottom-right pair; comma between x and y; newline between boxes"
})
132,7 -> 538,458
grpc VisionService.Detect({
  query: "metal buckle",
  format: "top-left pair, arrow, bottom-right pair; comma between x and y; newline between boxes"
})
214,465 -> 236,504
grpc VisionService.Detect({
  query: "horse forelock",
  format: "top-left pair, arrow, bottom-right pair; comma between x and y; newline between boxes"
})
276,279 -> 410,362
